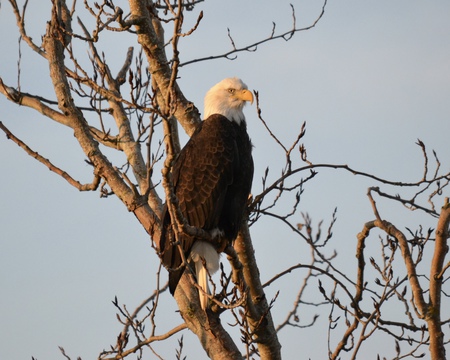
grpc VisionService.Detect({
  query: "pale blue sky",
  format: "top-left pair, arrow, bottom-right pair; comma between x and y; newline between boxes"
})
1,1 -> 449,359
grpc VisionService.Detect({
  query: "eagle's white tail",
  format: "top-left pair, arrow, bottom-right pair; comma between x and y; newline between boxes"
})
194,259 -> 209,310
190,241 -> 220,310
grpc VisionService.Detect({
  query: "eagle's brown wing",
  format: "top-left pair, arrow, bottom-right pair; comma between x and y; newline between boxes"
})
160,114 -> 238,294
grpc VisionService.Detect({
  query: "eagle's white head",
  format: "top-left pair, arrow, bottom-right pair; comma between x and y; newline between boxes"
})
204,77 -> 254,125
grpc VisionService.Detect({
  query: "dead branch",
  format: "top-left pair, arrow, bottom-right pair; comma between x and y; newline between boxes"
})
0,121 -> 101,191
180,0 -> 328,67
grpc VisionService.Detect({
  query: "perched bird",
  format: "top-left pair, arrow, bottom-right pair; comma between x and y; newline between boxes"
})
160,77 -> 254,309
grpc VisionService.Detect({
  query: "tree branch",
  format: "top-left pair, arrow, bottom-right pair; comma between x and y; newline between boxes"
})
129,0 -> 201,136
43,0 -> 160,237
234,223 -> 282,360
180,0 -> 328,67
0,121 -> 100,191
428,197 -> 450,359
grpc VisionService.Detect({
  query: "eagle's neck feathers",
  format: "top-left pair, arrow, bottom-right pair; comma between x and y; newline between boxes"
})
204,100 -> 246,125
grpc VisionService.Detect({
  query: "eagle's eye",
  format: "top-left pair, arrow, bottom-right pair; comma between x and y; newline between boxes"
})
227,88 -> 235,94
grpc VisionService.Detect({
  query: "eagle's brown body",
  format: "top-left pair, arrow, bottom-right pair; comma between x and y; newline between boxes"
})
160,113 -> 254,294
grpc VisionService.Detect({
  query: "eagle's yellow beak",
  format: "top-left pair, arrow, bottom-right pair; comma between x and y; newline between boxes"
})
239,89 -> 254,105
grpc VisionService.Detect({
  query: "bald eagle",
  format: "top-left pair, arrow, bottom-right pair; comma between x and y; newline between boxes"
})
160,77 -> 254,309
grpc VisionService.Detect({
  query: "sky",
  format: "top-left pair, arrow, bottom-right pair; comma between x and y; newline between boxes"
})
1,1 -> 450,359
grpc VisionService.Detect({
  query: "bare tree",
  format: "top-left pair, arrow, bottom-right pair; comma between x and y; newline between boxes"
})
1,1 -> 449,359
